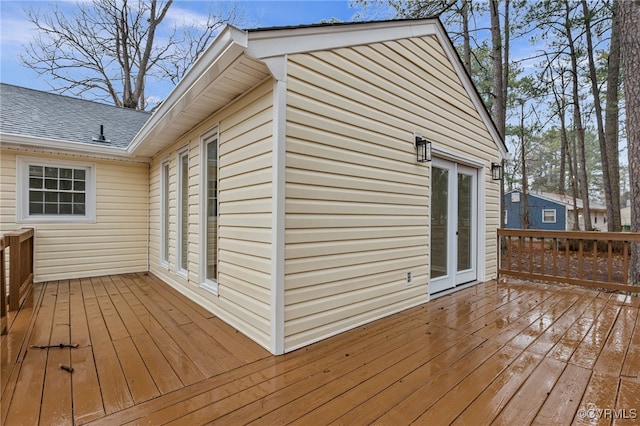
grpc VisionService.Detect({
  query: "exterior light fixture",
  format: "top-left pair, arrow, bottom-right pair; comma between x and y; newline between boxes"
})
415,135 -> 431,163
491,162 -> 504,180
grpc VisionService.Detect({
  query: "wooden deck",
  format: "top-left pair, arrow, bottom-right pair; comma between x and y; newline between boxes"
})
2,273 -> 640,425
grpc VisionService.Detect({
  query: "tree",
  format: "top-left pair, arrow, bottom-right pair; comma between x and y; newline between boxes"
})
620,0 -> 640,284
604,0 -> 622,232
581,0 -> 622,231
21,0 -> 245,110
561,0 -> 592,230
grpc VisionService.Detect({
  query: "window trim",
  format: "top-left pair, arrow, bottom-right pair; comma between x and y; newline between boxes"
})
16,156 -> 96,223
542,209 -> 557,224
199,128 -> 219,295
160,159 -> 170,268
176,148 -> 189,278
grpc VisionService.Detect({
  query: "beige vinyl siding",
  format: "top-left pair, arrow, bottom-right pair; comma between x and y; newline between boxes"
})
0,150 -> 16,231
0,148 -> 148,282
148,79 -> 274,350
283,35 -> 500,349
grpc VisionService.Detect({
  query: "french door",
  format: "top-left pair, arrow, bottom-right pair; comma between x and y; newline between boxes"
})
429,159 -> 478,295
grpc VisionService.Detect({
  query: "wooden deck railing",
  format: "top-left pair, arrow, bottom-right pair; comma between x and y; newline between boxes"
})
498,228 -> 640,293
1,236 -> 7,335
1,228 -> 34,335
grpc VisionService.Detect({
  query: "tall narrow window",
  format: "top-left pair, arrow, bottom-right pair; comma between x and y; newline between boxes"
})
177,150 -> 189,275
160,161 -> 170,266
201,133 -> 218,288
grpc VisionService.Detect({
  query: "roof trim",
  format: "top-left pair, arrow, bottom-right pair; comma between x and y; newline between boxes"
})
245,19 -> 441,59
0,133 -> 150,162
244,18 -> 507,158
127,25 -> 249,156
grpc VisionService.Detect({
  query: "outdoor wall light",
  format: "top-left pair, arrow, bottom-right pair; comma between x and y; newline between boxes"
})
415,135 -> 431,163
491,162 -> 504,180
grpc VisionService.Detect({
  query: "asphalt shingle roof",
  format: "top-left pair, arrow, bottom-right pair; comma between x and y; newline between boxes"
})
0,83 -> 151,149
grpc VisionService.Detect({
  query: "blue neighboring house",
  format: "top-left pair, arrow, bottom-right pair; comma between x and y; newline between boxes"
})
503,190 -> 567,230
503,190 -> 608,231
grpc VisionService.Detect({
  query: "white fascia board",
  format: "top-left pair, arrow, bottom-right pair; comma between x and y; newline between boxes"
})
128,25 -> 249,156
0,133 -> 149,163
246,20 -> 440,60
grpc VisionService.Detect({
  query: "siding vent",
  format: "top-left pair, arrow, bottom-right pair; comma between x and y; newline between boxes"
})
92,125 -> 111,144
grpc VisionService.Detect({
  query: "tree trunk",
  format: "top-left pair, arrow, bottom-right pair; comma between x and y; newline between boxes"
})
582,0 -> 613,230
620,0 -> 640,284
502,0 -> 510,128
519,101 -> 529,229
565,0 -> 592,230
605,0 -> 622,232
490,0 -> 506,140
559,129 -> 567,195
461,1 -> 471,75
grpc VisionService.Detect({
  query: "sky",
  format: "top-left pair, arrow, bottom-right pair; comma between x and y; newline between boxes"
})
0,0 -> 377,99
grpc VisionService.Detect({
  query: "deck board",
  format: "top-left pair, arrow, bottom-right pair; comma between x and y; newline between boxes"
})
491,356 -> 567,425
452,349 -> 544,425
1,274 -> 638,425
70,346 -> 105,424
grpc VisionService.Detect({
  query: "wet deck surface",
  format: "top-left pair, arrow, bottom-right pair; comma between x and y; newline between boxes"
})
2,273 -> 639,425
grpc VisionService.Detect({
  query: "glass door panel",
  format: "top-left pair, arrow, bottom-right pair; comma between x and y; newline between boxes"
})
430,166 -> 449,279
457,173 -> 472,272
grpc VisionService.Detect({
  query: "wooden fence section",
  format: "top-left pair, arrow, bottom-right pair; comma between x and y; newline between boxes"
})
1,228 -> 34,335
498,228 -> 640,293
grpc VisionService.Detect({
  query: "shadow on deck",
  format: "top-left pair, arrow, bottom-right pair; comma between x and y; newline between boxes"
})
2,273 -> 640,425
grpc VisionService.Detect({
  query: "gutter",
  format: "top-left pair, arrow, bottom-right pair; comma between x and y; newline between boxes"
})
0,133 -> 150,163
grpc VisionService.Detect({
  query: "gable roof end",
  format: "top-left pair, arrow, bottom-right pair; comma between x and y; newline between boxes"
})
128,19 -> 506,159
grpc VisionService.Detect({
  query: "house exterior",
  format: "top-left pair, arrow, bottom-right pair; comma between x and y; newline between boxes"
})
621,206 -> 631,231
1,19 -> 506,354
504,190 -> 607,231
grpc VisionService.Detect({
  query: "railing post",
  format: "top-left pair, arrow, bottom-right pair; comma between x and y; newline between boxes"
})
7,228 -> 34,312
8,232 -> 20,311
1,237 -> 6,335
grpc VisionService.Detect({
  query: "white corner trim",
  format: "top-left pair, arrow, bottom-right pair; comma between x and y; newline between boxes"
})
270,61 -> 287,355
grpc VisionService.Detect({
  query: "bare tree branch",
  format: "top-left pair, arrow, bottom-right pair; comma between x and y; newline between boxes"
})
21,0 -> 247,110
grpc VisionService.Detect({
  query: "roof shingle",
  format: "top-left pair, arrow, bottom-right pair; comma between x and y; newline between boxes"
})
0,83 -> 151,148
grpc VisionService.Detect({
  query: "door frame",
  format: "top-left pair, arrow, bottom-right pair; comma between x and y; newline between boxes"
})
429,156 -> 482,296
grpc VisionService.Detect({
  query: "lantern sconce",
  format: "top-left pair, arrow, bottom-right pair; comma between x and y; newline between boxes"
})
415,135 -> 432,163
491,162 -> 504,180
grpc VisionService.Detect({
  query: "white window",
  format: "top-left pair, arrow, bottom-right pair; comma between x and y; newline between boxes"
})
504,210 -> 508,225
160,160 -> 170,266
542,209 -> 556,223
17,156 -> 96,223
511,192 -> 520,203
200,130 -> 219,293
177,150 -> 189,276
